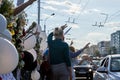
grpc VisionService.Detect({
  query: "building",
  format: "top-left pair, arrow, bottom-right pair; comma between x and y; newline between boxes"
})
111,30 -> 120,54
89,45 -> 99,56
97,41 -> 110,57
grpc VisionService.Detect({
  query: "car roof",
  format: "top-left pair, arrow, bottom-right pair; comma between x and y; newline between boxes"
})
106,54 -> 120,58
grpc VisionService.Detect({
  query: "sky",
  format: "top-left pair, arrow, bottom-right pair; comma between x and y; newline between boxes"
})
14,0 -> 120,49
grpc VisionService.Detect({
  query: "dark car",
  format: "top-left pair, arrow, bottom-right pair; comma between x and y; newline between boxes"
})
92,58 -> 101,70
73,64 -> 93,80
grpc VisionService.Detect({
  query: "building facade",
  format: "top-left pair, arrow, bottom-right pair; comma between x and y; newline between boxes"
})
97,41 -> 110,57
111,30 -> 120,54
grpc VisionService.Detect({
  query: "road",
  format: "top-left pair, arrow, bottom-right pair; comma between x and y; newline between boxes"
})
75,72 -> 96,80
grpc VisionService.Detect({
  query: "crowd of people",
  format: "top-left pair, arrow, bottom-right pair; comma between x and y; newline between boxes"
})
39,24 -> 91,80
0,0 -> 94,80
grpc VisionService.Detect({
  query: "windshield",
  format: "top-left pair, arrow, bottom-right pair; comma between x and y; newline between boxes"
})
110,57 -> 120,72
92,60 -> 100,66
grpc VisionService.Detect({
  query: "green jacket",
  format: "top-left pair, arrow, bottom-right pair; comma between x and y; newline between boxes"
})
47,32 -> 71,67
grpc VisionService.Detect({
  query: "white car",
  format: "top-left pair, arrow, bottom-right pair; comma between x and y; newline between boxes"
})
94,54 -> 120,80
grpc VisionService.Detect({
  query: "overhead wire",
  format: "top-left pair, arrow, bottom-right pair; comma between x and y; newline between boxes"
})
107,10 -> 120,22
75,0 -> 90,20
70,0 -> 82,18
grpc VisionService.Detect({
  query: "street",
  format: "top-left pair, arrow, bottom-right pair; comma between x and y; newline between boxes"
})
75,71 -> 97,80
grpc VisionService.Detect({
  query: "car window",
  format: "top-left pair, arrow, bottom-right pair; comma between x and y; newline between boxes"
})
103,58 -> 109,68
100,58 -> 106,66
110,57 -> 120,72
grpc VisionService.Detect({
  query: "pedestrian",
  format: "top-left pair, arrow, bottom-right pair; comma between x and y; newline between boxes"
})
69,42 -> 90,80
0,0 -> 36,79
42,35 -> 90,80
47,25 -> 72,80
39,48 -> 51,80
79,53 -> 93,65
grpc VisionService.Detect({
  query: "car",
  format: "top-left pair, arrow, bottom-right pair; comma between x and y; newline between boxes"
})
92,58 -> 101,70
73,64 -> 93,80
94,54 -> 120,80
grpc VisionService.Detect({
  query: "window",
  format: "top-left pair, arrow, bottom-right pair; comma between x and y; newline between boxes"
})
100,58 -> 106,66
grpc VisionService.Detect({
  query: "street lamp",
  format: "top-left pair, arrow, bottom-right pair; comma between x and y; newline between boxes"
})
44,13 -> 55,32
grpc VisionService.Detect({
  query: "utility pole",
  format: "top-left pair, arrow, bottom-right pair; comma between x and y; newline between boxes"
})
38,0 -> 40,25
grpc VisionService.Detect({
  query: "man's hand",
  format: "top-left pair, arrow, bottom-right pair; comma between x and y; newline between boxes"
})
83,42 -> 90,50
61,24 -> 67,30
70,40 -> 73,46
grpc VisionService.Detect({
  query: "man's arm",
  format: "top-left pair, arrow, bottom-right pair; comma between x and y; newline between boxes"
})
47,32 -> 53,47
70,42 -> 90,58
13,0 -> 36,16
70,49 -> 84,58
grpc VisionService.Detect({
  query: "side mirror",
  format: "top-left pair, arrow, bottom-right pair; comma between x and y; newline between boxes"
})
97,67 -> 108,74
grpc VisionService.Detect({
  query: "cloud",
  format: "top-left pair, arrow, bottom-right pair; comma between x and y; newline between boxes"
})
105,22 -> 120,27
82,9 -> 101,15
73,32 -> 110,49
45,0 -> 76,7
62,2 -> 82,15
45,0 -> 65,6
68,23 -> 79,28
87,32 -> 104,39
44,0 -> 82,15
104,22 -> 120,32
62,5 -> 81,15
41,14 -> 50,19
89,9 -> 101,13
86,32 -> 110,43
44,0 -> 102,16
43,5 -> 57,11
30,13 -> 37,17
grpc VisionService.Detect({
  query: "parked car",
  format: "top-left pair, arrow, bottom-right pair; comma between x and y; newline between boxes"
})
94,54 -> 120,80
73,64 -> 93,80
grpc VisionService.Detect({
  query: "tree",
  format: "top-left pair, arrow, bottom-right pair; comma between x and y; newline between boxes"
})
94,50 -> 101,57
110,46 -> 117,54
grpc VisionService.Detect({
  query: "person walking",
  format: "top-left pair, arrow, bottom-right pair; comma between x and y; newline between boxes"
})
47,25 -> 72,80
69,42 -> 90,80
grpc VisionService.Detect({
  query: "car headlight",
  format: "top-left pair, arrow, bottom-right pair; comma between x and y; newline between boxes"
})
74,69 -> 76,72
89,69 -> 92,72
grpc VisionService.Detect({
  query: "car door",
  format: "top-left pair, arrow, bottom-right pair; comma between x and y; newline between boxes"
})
101,58 -> 109,79
94,57 -> 108,80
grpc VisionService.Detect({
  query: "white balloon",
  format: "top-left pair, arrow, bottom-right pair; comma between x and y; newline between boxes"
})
27,49 -> 37,61
0,29 -> 12,41
0,37 -> 19,74
31,70 -> 40,80
0,14 -> 7,33
23,34 -> 36,50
